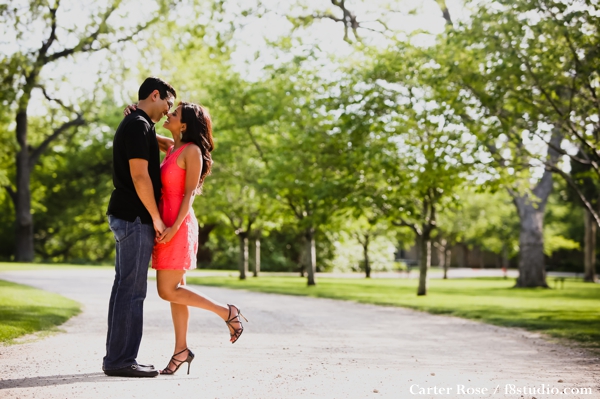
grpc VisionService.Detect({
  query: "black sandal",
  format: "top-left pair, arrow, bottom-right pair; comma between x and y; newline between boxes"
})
225,304 -> 248,344
160,348 -> 195,375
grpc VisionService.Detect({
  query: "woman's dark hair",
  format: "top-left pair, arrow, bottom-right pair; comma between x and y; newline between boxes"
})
179,101 -> 214,193
138,77 -> 177,101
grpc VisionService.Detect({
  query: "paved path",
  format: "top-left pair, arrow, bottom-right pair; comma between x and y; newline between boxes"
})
0,269 -> 598,399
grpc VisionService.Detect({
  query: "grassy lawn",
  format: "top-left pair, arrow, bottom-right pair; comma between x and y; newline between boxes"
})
186,275 -> 600,347
0,279 -> 81,344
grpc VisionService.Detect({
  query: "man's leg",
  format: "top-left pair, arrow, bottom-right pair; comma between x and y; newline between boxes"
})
103,216 -> 154,371
105,245 -> 120,351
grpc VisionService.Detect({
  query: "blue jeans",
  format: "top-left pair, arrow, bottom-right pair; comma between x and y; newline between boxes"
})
103,215 -> 155,371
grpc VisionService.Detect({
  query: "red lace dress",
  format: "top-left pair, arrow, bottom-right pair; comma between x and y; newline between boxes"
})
152,143 -> 198,270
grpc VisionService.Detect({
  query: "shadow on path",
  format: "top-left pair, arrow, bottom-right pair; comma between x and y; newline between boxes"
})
0,372 -> 144,389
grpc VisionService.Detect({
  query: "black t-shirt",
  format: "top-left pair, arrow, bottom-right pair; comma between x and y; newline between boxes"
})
107,109 -> 161,224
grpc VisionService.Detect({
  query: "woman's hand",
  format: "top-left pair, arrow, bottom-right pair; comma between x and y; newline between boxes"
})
157,226 -> 179,244
123,103 -> 137,116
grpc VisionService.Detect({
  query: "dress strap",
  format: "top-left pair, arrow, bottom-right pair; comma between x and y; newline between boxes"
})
171,142 -> 193,157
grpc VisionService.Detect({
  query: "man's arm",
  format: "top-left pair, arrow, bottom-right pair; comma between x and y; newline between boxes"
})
130,158 -> 165,235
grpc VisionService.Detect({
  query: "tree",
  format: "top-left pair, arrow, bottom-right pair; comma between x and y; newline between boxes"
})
1,0 -> 171,261
344,45 -> 470,295
261,57 -> 358,285
429,0 -> 571,287
480,0 -> 600,230
30,101 -> 119,262
207,75 -> 287,280
348,215 -> 391,278
382,127 -> 467,295
567,155 -> 596,281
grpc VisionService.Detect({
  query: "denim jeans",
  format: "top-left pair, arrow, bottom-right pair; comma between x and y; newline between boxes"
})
103,215 -> 155,371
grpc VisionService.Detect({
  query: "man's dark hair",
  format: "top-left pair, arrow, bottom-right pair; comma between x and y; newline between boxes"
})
138,77 -> 177,101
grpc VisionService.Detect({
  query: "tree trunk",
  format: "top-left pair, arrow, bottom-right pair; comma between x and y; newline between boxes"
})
414,235 -> 421,265
443,248 -> 451,279
514,199 -> 548,287
238,234 -> 248,280
362,234 -> 371,278
305,228 -> 316,286
437,239 -> 446,268
417,233 -> 431,296
298,246 -> 305,277
513,128 -> 560,288
502,245 -> 509,279
196,223 -> 216,265
583,209 -> 597,282
254,238 -> 260,277
15,109 -> 34,262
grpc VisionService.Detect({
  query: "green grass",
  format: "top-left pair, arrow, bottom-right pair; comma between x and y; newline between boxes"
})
0,279 -> 81,344
186,275 -> 600,347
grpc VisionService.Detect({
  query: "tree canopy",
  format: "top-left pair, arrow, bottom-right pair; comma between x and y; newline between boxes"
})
1,0 -> 597,290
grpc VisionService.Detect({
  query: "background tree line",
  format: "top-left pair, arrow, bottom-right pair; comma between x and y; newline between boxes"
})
0,0 -> 597,294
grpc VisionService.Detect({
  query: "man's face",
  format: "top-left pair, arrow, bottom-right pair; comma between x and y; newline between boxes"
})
151,91 -> 174,123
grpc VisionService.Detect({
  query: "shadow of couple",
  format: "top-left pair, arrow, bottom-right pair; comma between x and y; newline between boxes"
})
0,372 -> 160,389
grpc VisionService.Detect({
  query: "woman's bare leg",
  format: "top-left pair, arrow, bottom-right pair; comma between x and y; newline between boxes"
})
157,270 -> 241,343
171,301 -> 189,352
162,275 -> 190,372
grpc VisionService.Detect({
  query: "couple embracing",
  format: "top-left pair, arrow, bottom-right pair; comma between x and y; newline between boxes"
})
102,77 -> 247,378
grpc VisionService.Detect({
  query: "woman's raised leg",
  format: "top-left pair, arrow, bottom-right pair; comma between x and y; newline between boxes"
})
156,270 -> 244,343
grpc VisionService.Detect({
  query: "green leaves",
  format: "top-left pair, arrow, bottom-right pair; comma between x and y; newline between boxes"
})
0,0 -> 592,272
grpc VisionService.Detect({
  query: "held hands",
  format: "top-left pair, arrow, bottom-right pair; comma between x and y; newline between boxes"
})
153,218 -> 167,239
153,217 -> 177,244
123,103 -> 137,116
157,226 -> 178,244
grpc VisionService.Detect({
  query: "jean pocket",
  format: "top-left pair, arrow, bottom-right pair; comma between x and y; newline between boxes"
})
108,216 -> 132,243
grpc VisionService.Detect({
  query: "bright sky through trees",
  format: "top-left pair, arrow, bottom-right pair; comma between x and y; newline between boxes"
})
2,0 -> 463,111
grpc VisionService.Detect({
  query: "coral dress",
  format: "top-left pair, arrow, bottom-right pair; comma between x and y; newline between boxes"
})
152,143 -> 198,270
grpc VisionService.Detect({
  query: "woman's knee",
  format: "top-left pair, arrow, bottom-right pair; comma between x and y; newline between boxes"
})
157,271 -> 184,301
157,285 -> 172,301
157,281 -> 181,301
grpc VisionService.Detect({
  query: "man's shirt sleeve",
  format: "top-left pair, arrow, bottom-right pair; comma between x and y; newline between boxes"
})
124,119 -> 151,161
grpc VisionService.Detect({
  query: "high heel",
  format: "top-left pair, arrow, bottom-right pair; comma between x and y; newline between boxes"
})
225,304 -> 248,344
160,348 -> 195,375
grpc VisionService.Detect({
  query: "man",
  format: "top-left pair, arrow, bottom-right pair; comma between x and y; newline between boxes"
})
103,77 -> 176,378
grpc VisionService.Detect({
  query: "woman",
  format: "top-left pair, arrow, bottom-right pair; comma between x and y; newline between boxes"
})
125,102 -> 247,375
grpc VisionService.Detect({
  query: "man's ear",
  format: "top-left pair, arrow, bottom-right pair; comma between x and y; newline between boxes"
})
151,90 -> 160,102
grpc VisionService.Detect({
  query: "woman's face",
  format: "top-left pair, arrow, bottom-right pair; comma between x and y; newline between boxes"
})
163,105 -> 184,134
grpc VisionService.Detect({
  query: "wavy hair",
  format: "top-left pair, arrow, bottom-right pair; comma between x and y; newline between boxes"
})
179,102 -> 214,194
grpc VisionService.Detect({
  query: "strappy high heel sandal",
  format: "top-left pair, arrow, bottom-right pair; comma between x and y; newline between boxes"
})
225,304 -> 248,344
160,348 -> 195,375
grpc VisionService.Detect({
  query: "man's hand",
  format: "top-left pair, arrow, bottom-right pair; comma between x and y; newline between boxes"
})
123,103 -> 137,116
153,218 -> 166,238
